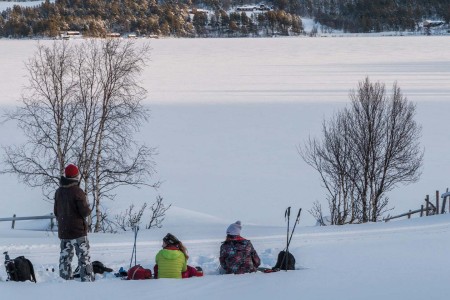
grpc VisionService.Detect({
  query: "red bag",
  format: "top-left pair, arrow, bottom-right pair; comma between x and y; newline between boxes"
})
127,265 -> 152,280
182,266 -> 204,278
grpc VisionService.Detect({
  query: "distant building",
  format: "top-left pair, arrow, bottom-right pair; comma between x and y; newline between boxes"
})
423,20 -> 445,27
66,31 -> 81,36
60,31 -> 81,39
236,4 -> 272,12
106,33 -> 121,38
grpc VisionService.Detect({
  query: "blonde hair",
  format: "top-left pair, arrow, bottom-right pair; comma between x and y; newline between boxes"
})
178,241 -> 189,260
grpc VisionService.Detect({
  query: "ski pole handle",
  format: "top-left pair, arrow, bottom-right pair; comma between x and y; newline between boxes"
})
285,207 -> 291,220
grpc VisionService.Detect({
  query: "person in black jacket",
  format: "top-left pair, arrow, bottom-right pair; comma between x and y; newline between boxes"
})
54,164 -> 94,282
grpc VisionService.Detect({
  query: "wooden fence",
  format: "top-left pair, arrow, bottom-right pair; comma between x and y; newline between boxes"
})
0,213 -> 56,229
384,189 -> 449,222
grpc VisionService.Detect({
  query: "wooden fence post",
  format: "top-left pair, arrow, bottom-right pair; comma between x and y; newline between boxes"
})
50,213 -> 54,230
420,205 -> 424,217
442,188 -> 449,214
426,196 -> 429,216
436,190 -> 440,215
11,214 -> 16,229
442,197 -> 447,214
408,210 -> 412,219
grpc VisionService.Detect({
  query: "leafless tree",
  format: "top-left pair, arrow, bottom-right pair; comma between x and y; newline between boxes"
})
2,42 -> 79,199
69,39 -> 159,232
115,203 -> 148,231
114,196 -> 171,231
301,77 -> 423,224
146,195 -> 171,229
2,39 -> 161,231
301,112 -> 359,225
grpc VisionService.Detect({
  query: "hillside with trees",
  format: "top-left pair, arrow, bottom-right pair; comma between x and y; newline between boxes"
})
0,0 -> 302,38
0,0 -> 449,38
294,0 -> 450,33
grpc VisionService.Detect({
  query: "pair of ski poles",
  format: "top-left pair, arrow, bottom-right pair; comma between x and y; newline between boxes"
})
283,207 -> 301,271
130,225 -> 139,268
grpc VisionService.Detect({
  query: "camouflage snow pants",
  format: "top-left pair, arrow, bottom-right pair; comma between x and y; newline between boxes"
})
59,236 -> 94,282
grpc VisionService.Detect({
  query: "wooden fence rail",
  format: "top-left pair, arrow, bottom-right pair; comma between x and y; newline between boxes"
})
0,214 -> 56,229
385,189 -> 449,222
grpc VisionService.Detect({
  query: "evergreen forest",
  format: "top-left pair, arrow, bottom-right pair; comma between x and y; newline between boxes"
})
0,0 -> 448,38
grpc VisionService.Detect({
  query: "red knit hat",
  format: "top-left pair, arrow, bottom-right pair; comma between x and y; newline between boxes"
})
64,164 -> 79,178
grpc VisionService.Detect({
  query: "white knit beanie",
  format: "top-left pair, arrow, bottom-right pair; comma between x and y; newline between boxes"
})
226,220 -> 242,236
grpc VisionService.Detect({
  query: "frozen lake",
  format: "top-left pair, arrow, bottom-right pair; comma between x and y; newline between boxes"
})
0,36 -> 449,225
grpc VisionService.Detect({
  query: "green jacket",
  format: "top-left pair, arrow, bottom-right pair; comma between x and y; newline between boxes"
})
155,248 -> 187,279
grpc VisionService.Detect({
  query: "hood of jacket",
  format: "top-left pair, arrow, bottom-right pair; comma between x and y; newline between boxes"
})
60,176 -> 79,188
159,248 -> 184,260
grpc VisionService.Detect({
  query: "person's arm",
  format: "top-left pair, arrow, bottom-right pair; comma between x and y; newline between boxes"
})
76,190 -> 91,218
53,191 -> 58,217
181,254 -> 187,272
219,244 -> 227,269
250,242 -> 261,268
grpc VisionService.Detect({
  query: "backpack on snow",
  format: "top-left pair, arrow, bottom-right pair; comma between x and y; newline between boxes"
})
74,260 -> 113,278
273,250 -> 296,271
127,265 -> 152,280
4,255 -> 37,283
92,261 -> 113,274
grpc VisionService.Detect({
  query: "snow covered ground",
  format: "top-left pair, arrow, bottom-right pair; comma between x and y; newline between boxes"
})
0,0 -> 51,11
0,37 -> 449,226
1,211 -> 450,300
0,30 -> 450,300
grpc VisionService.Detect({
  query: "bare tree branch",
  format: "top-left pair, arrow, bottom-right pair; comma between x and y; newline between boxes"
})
300,77 -> 423,224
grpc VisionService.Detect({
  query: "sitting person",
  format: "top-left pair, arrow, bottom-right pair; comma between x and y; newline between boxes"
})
154,233 -> 203,279
219,221 -> 261,274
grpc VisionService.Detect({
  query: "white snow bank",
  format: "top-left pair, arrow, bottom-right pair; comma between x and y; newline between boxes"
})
1,213 -> 450,300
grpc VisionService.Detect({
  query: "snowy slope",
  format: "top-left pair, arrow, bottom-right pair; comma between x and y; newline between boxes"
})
0,37 -> 449,226
1,212 -> 450,300
0,36 -> 449,299
0,0 -> 49,11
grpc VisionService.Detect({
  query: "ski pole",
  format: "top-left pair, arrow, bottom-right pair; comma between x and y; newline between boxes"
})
287,208 -> 302,248
280,208 -> 301,271
285,207 -> 291,271
130,225 -> 139,268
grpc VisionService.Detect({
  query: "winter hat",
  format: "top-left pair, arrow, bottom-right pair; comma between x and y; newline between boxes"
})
163,233 -> 180,246
64,164 -> 80,179
226,221 -> 242,236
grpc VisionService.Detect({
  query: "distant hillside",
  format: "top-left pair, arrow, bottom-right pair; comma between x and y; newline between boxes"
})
294,0 -> 450,33
0,0 -> 448,37
0,0 -> 302,38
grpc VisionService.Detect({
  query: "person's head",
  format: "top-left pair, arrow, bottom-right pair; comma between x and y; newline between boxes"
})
65,164 -> 80,181
162,233 -> 189,259
226,220 -> 242,236
163,233 -> 180,247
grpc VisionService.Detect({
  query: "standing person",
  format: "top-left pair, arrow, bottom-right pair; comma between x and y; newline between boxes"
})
219,221 -> 261,274
154,233 -> 188,279
54,164 -> 94,282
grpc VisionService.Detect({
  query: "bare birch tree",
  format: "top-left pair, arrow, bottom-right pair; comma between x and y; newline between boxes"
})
2,39 -> 161,232
301,77 -> 423,224
2,42 -> 79,199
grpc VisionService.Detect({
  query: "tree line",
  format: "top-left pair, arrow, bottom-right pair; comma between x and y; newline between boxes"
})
0,0 -> 302,38
284,0 -> 450,33
1,0 -> 448,37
